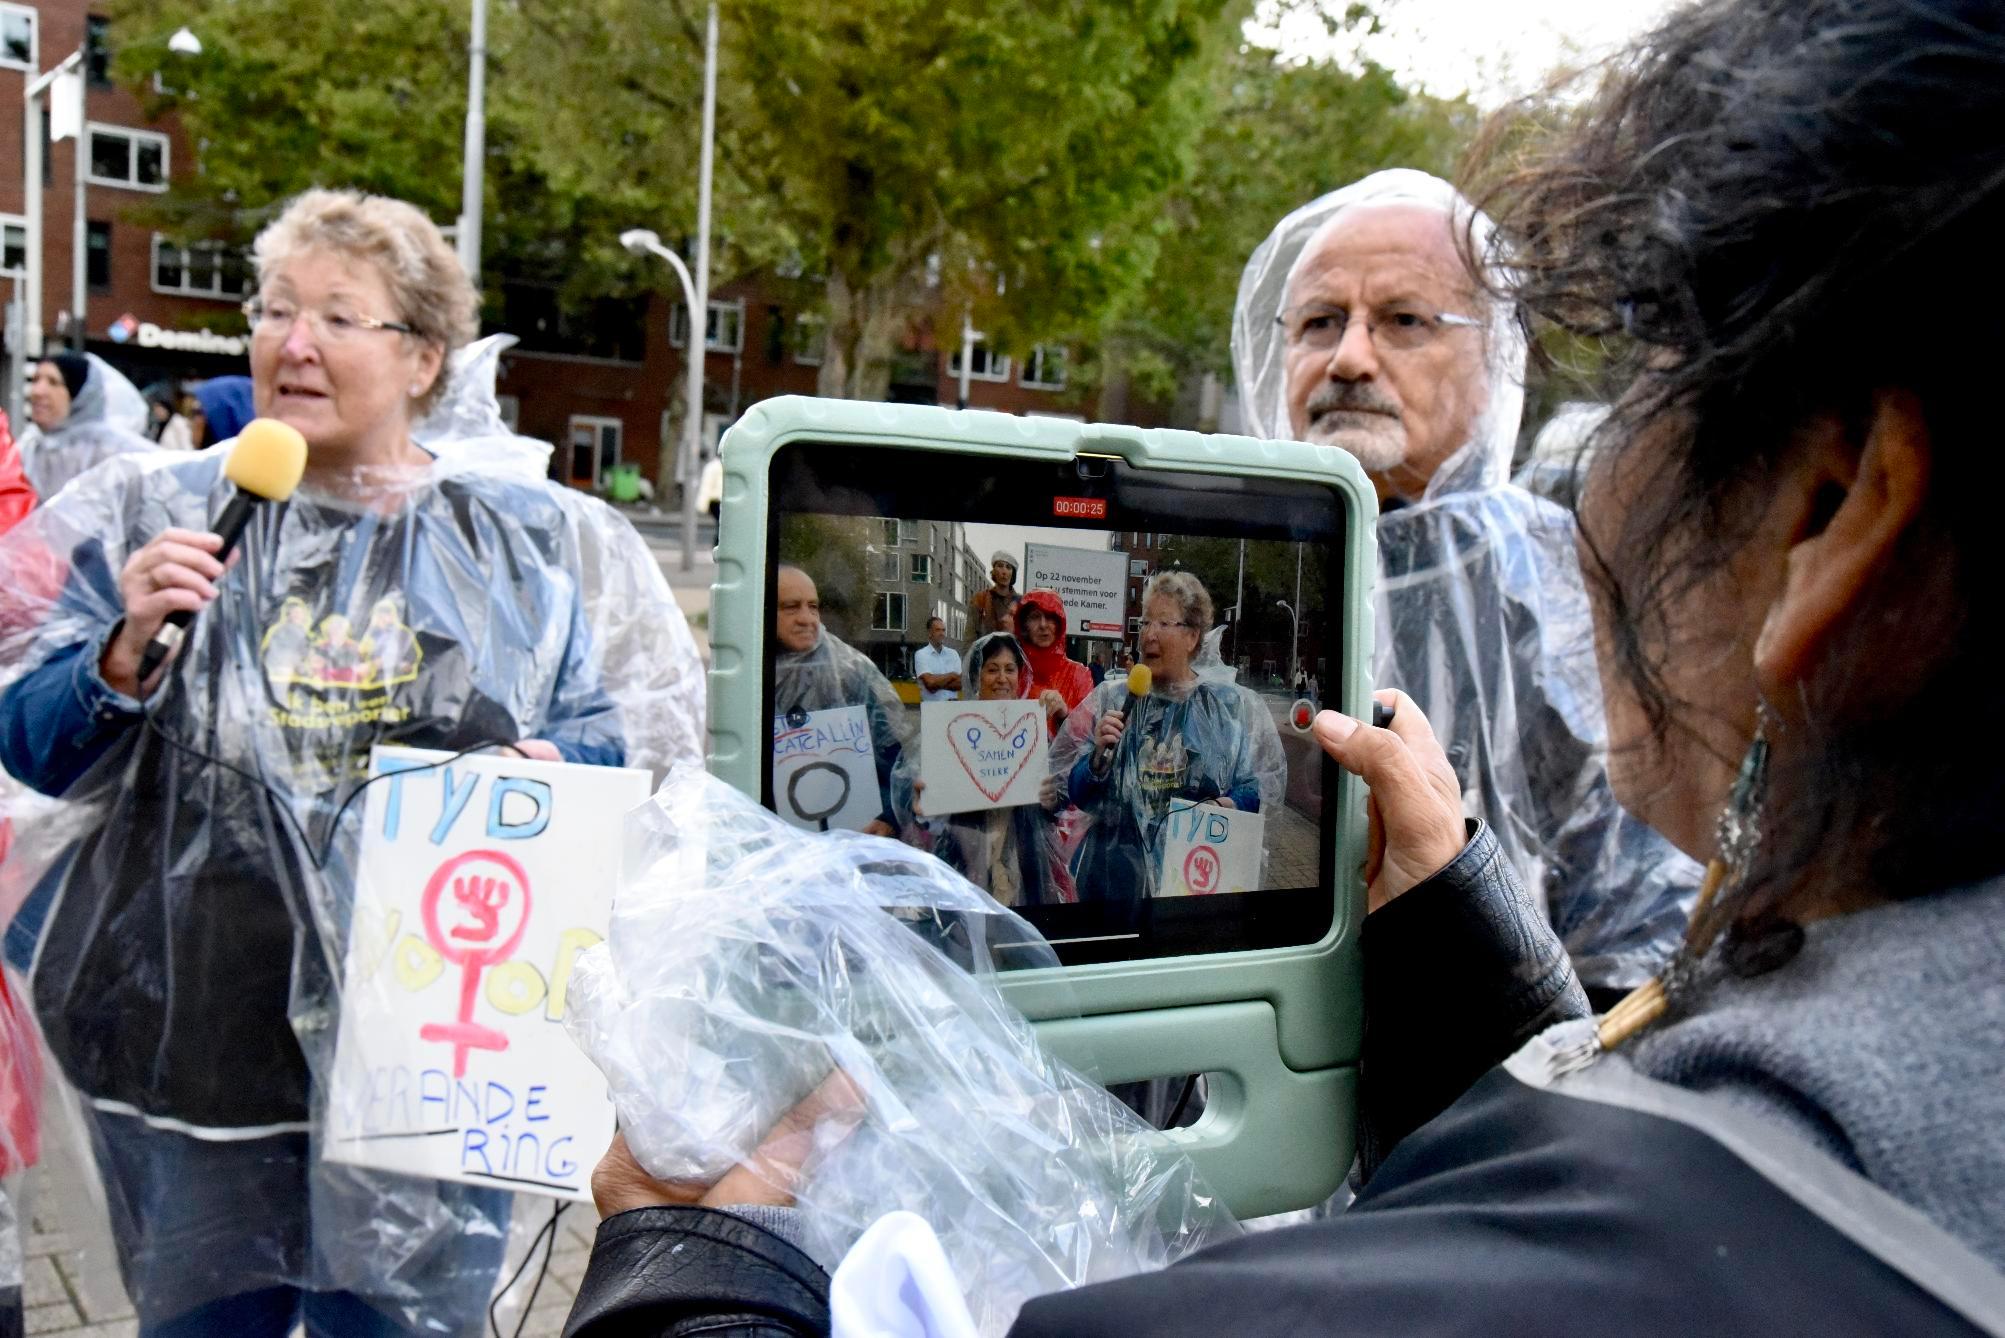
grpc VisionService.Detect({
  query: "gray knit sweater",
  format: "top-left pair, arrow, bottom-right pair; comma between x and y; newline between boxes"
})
1630,879 -> 2005,1271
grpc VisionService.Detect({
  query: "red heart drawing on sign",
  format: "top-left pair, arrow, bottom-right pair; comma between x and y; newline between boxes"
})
948,709 -> 1042,803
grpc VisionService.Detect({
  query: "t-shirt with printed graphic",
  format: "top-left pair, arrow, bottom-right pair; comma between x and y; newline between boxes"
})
0,453 -> 623,1132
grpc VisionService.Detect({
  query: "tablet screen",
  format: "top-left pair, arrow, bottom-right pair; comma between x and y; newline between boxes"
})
763,441 -> 1348,965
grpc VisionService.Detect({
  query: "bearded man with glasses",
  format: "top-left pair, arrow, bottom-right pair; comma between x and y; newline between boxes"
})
1232,169 -> 1699,1005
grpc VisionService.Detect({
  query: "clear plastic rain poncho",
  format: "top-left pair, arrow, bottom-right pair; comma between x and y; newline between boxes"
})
15,353 -> 157,501
566,766 -> 1240,1335
776,622 -> 916,833
1231,168 -> 1700,989
1050,650 -> 1286,905
927,632 -> 1076,907
0,333 -> 704,1332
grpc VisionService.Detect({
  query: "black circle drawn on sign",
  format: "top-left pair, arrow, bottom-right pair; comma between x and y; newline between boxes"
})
787,760 -> 852,831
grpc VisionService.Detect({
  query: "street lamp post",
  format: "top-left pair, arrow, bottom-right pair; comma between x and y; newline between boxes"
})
1276,599 -> 1300,686
617,0 -> 716,575
457,0 -> 486,279
620,229 -> 705,569
22,50 -> 84,359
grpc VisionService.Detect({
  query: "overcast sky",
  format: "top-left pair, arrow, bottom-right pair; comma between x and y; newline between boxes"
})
1261,0 -> 1678,106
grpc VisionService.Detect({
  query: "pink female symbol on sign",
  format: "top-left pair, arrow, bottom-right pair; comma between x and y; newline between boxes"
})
418,849 -> 533,1077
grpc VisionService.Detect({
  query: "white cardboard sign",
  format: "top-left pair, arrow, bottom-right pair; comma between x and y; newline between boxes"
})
919,699 -> 1048,815
773,705 -> 882,832
1022,542 -> 1130,639
1157,799 -> 1266,897
324,746 -> 651,1201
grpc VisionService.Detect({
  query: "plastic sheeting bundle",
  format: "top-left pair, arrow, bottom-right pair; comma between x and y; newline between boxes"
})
567,766 -> 1241,1334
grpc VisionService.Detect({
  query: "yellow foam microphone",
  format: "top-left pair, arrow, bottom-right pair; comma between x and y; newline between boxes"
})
1094,662 -> 1153,772
138,418 -> 308,680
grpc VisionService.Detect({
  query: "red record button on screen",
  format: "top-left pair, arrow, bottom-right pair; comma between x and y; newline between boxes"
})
1289,698 -> 1316,732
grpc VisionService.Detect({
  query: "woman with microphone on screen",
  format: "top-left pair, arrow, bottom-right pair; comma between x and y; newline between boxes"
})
1054,571 -> 1285,904
0,189 -> 702,1338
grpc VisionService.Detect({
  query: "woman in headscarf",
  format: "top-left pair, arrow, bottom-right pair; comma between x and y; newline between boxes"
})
193,375 -> 257,449
1012,588 -> 1094,736
921,631 -> 1075,907
0,188 -> 703,1337
1054,571 -> 1284,904
16,352 -> 155,499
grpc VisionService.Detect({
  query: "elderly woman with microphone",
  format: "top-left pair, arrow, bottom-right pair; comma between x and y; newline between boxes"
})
0,189 -> 702,1337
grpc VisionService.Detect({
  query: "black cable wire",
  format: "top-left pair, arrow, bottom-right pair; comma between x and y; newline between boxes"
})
135,653 -> 514,872
489,1200 -> 567,1338
1164,1073 -> 1201,1129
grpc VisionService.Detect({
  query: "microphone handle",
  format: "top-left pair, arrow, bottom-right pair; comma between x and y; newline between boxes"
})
135,490 -> 259,682
1093,691 -> 1141,772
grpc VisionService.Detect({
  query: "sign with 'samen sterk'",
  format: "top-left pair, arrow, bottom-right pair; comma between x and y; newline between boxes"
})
919,699 -> 1048,814
325,746 -> 650,1201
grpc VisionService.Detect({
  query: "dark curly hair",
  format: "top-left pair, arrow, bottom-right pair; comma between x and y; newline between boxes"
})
1478,0 -> 2005,920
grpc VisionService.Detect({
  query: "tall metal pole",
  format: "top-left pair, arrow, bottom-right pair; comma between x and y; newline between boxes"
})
70,64 -> 87,348
22,81 -> 43,359
680,0 -> 716,573
457,0 -> 487,279
24,52 -> 85,360
1293,542 -> 1304,683
957,310 -> 977,409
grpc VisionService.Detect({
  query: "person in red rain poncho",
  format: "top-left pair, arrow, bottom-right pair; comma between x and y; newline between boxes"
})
1012,588 -> 1094,737
0,410 -> 36,534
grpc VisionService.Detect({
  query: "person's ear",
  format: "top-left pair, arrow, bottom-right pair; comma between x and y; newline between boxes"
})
1753,387 -> 1932,698
409,343 -> 446,401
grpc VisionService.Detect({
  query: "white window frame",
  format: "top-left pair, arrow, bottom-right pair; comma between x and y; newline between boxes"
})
947,346 -> 1011,383
1021,344 -> 1068,391
86,123 -> 170,192
876,550 -> 900,582
0,213 -> 25,278
149,235 -> 246,300
0,3 -> 36,73
909,554 -> 932,583
669,298 -> 746,353
792,313 -> 826,366
872,592 -> 907,633
567,414 -> 624,488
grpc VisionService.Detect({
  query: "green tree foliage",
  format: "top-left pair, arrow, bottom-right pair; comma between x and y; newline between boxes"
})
1090,27 -> 1474,421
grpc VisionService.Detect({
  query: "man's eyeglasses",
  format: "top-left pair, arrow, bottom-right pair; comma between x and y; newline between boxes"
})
243,298 -> 417,344
1277,302 -> 1480,354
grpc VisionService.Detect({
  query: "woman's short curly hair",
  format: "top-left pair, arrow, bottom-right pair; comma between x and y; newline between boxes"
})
1142,570 -> 1213,634
252,188 -> 476,415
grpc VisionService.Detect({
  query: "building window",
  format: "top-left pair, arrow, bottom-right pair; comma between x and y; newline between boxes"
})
947,345 -> 1011,383
880,518 -> 910,548
910,554 -> 932,583
1,5 -> 36,72
151,236 -> 248,299
567,415 -> 623,488
668,298 -> 745,353
1128,616 -> 1142,634
85,221 -> 112,289
1129,559 -> 1147,577
87,125 -> 168,192
872,593 -> 907,632
877,550 -> 900,583
793,313 -> 826,366
501,282 -> 646,363
1021,345 -> 1068,390
0,215 -> 25,276
84,14 -> 111,85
